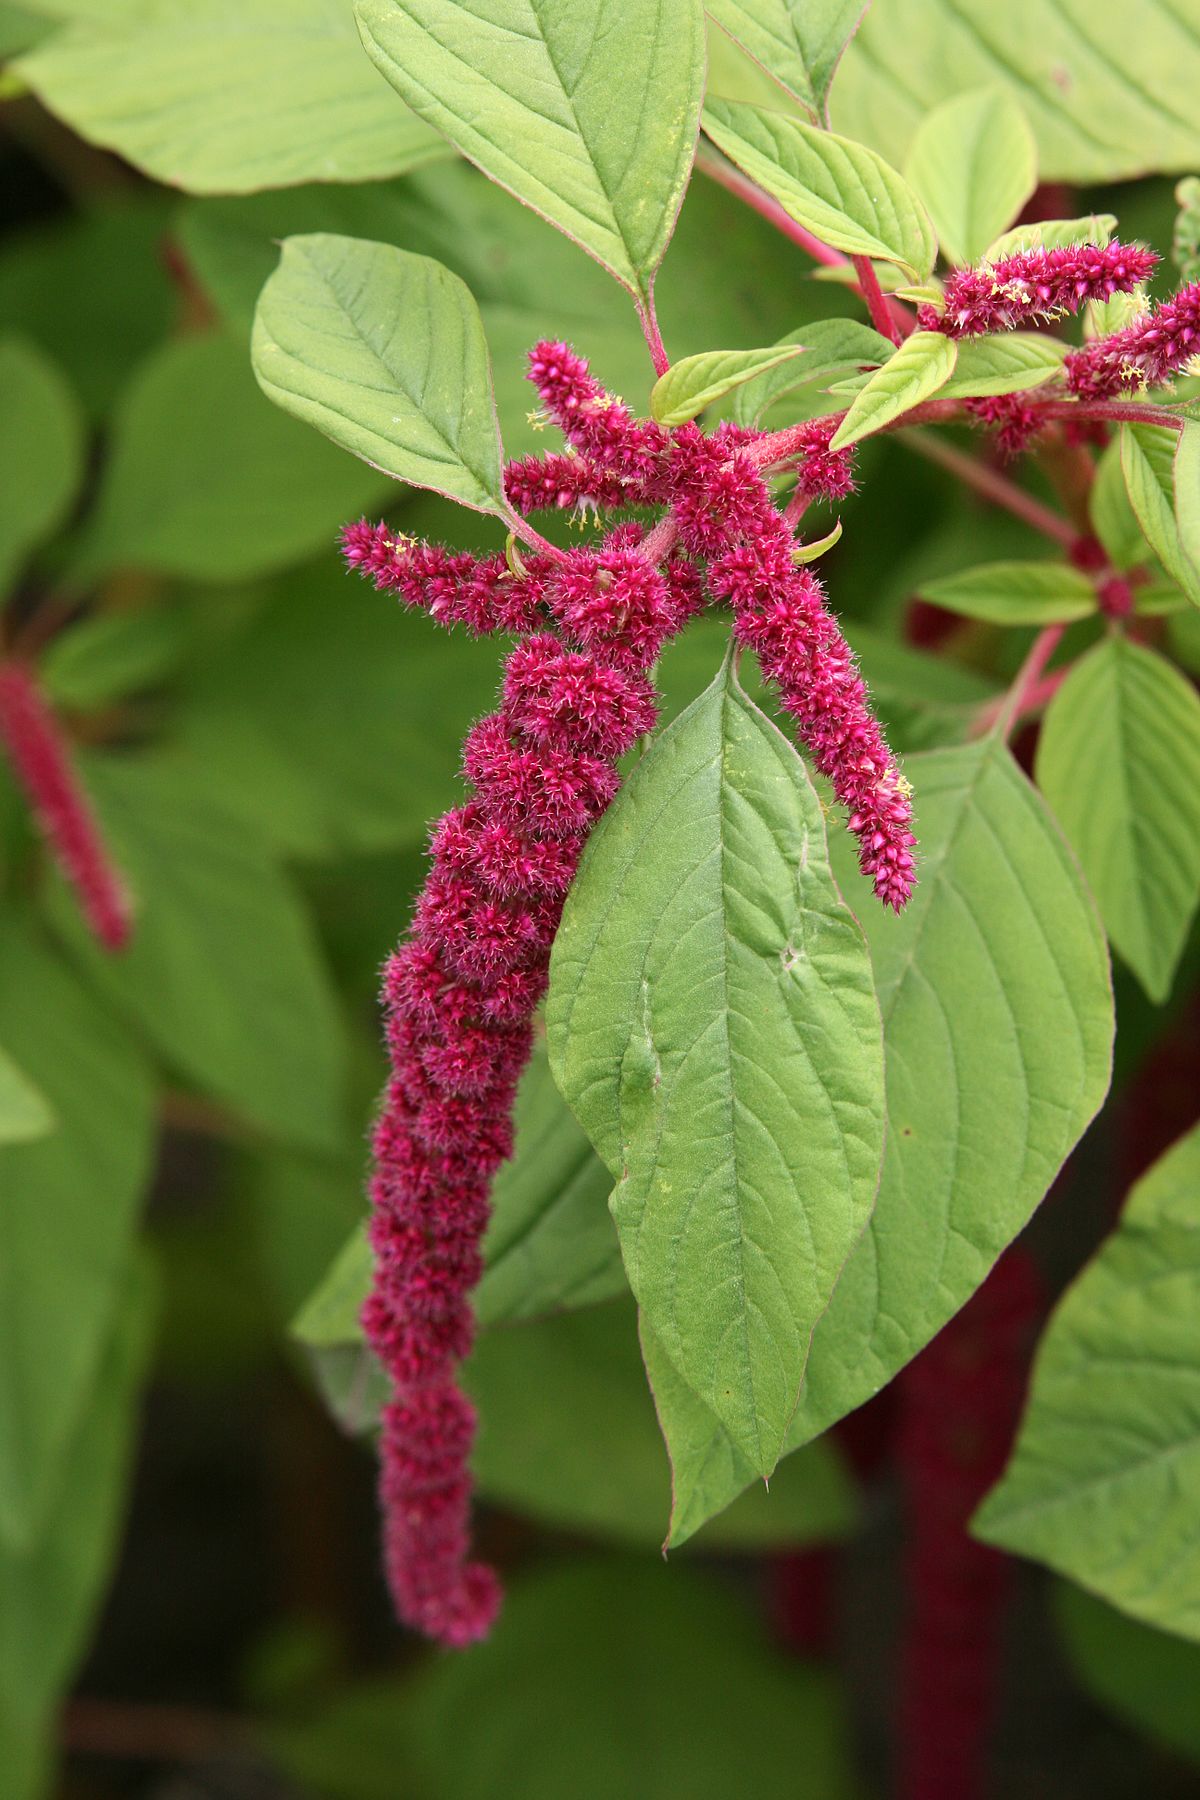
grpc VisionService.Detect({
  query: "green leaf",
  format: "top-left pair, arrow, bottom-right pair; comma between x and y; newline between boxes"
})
1172,416 -> 1200,596
919,559 -> 1097,625
846,623 -> 999,752
1090,437 -> 1146,572
77,332 -> 391,583
0,1046 -> 53,1147
903,86 -> 1036,266
649,344 -> 808,426
1054,1580 -> 1200,1767
0,1253 -> 155,1800
705,0 -> 866,123
974,1123 -> 1200,1642
49,755 -> 349,1152
832,2 -> 1200,184
0,337 -> 84,602
0,926 -> 155,1545
1036,638 -> 1200,1002
468,1300 -> 856,1549
938,332 -> 1066,400
40,608 -> 191,710
268,1561 -> 857,1800
1121,424 -> 1200,608
354,0 -> 705,304
16,0 -> 449,194
252,235 -> 505,514
728,317 -> 893,427
984,213 -> 1118,260
702,98 -> 936,278
829,330 -> 957,451
547,655 -> 885,1474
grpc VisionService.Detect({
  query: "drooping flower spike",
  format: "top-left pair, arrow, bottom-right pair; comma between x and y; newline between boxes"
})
1065,278 -> 1200,396
919,241 -> 1157,339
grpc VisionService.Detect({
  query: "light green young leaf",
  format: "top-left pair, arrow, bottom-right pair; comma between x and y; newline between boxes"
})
829,330 -> 957,450
50,755 -> 349,1152
1090,437 -> 1146,572
468,1300 -> 856,1550
832,0 -> 1200,184
974,1124 -> 1200,1642
903,86 -> 1036,266
0,1254 -> 154,1800
984,213 -> 1118,260
0,337 -> 83,603
0,1045 -> 53,1148
252,236 -> 505,514
919,560 -> 1097,625
1172,416 -> 1200,593
728,318 -> 892,427
938,332 -> 1066,400
354,0 -> 705,304
547,655 -> 885,1475
1036,638 -> 1200,1003
16,0 -> 448,193
0,927 -> 155,1546
1122,423 -> 1200,609
705,0 -> 866,122
650,344 -> 808,426
1054,1581 -> 1200,1767
78,332 -> 391,583
702,98 -> 937,279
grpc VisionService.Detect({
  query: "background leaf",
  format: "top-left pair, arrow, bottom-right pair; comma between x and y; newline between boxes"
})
0,336 -> 84,602
547,658 -> 884,1475
1054,1579 -> 1200,1767
1121,424 -> 1200,609
705,0 -> 866,122
903,86 -> 1037,266
354,0 -> 706,303
974,1123 -> 1200,1642
1036,638 -> 1200,1002
918,560 -> 1097,625
252,236 -> 505,514
0,1046 -> 53,1147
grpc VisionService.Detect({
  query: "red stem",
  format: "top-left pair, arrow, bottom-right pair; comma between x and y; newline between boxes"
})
0,660 -> 131,950
852,254 -> 903,345
1039,398 -> 1184,431
989,625 -> 1068,743
637,291 -> 671,377
971,666 -> 1068,738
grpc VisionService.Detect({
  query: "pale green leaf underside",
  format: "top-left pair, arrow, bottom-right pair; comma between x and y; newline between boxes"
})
1172,417 -> 1200,598
728,317 -> 892,428
903,85 -> 1036,266
1121,424 -> 1200,610
702,97 -> 936,279
975,1124 -> 1200,1643
547,657 -> 884,1475
920,559 -> 1097,625
355,0 -> 705,301
0,336 -> 83,605
1036,638 -> 1200,1002
832,0 -> 1200,184
705,0 -> 866,121
829,330 -> 957,450
17,0 -> 448,193
252,235 -> 504,513
938,332 -> 1066,400
1091,438 -> 1145,572
985,213 -> 1117,260
650,343 -> 807,424
0,1047 -> 54,1148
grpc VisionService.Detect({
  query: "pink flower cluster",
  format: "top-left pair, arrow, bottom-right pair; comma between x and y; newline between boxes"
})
1065,279 -> 1200,396
0,660 -> 131,951
342,337 -> 916,1645
918,242 -> 1156,338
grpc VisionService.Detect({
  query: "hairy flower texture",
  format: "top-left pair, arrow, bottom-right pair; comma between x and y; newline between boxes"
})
341,523 -> 548,637
963,392 -> 1045,460
782,414 -> 856,503
0,660 -> 131,950
503,449 -> 628,518
919,241 -> 1157,338
1065,278 -> 1200,396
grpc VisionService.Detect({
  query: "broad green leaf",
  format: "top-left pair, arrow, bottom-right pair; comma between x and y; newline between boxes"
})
354,0 -> 705,304
0,337 -> 83,602
269,1562 -> 856,1800
468,1301 -> 856,1549
40,608 -> 191,710
705,0 -> 866,122
938,332 -> 1066,400
1121,424 -> 1200,608
291,1231 -> 370,1352
16,0 -> 448,193
1134,581 -> 1189,617
547,655 -> 885,1474
1173,416 -> 1200,593
1054,1581 -> 1200,1766
649,344 -> 808,425
829,330 -> 957,450
0,1046 -> 52,1147
1091,436 -> 1146,572
728,317 -> 892,427
903,86 -> 1036,266
846,623 -> 999,753
974,1124 -> 1200,1642
77,332 -> 392,583
1036,638 -> 1200,1002
984,213 -> 1117,260
919,560 -> 1097,625
832,1 -> 1200,184
252,236 -> 505,514
50,755 -> 349,1152
0,1253 -> 154,1800
0,926 -> 154,1545
702,98 -> 937,279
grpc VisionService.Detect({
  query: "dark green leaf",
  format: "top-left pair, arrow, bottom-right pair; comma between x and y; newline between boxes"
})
919,560 -> 1097,625
0,336 -> 84,601
39,607 -> 191,710
1054,1580 -> 1200,1766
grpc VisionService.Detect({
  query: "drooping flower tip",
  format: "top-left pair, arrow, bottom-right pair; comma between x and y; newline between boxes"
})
920,240 -> 1158,338
788,414 -> 856,502
1065,278 -> 1200,396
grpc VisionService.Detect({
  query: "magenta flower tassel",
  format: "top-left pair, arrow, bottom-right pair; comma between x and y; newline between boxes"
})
1065,278 -> 1200,396
919,242 -> 1156,338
